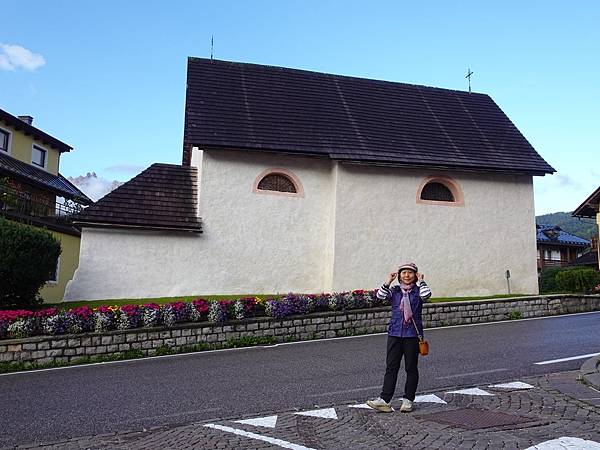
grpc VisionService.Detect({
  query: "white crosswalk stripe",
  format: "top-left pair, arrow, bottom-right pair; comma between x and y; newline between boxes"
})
234,415 -> 278,428
294,407 -> 338,419
447,387 -> 494,396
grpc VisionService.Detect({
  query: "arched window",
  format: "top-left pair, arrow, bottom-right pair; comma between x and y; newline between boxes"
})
420,182 -> 454,202
416,176 -> 464,207
252,168 -> 304,198
257,173 -> 297,193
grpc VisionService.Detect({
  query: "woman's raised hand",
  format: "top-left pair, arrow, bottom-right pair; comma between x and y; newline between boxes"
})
387,272 -> 398,285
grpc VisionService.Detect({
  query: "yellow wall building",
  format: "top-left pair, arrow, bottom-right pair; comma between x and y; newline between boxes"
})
0,109 -> 91,303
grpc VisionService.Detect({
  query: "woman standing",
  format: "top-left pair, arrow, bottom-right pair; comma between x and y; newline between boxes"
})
367,262 -> 431,413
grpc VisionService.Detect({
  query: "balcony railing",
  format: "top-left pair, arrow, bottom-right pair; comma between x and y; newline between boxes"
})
0,183 -> 85,225
537,258 -> 568,269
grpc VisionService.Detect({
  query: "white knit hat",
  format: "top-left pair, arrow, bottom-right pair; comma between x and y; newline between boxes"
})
398,262 -> 418,273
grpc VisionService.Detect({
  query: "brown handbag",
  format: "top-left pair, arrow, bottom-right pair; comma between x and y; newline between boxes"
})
411,318 -> 429,356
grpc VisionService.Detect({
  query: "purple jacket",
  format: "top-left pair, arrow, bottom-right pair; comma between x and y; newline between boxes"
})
377,282 -> 431,338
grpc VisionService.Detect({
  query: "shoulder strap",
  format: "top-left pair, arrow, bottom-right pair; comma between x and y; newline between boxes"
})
410,317 -> 423,342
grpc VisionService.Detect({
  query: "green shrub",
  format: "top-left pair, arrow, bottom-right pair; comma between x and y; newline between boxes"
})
555,268 -> 600,294
538,267 -> 563,293
507,310 -> 522,320
0,218 -> 61,309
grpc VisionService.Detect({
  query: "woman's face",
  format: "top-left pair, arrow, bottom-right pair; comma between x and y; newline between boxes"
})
399,269 -> 417,284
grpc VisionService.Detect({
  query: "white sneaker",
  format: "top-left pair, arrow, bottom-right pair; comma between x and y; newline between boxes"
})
366,397 -> 394,413
400,398 -> 413,413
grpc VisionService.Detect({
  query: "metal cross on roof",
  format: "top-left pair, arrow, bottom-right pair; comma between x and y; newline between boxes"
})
466,68 -> 474,93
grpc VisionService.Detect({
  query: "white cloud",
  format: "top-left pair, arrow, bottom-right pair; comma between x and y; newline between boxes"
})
68,172 -> 123,202
553,173 -> 580,189
0,44 -> 45,71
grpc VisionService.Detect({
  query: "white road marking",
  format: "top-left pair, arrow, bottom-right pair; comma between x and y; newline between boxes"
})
415,394 -> 447,404
294,407 -> 338,419
436,368 -> 507,379
524,436 -> 600,449
204,423 -> 316,450
234,415 -> 278,428
348,403 -> 372,409
534,352 -> 600,365
488,381 -> 534,389
447,388 -> 494,396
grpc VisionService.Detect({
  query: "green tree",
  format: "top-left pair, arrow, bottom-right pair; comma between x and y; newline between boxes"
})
0,218 -> 61,309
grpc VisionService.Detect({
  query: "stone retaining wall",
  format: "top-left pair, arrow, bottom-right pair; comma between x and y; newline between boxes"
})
1,295 -> 598,366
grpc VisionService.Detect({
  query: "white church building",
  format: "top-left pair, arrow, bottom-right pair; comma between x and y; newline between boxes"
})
64,58 -> 555,301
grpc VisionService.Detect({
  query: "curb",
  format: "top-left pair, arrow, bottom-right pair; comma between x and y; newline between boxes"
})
580,355 -> 600,390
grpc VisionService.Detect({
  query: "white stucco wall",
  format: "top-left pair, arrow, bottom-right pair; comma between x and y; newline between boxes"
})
330,164 -> 539,296
65,149 -> 335,300
65,149 -> 539,301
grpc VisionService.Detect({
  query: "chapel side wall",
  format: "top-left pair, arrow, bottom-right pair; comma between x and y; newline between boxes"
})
64,228 -> 206,300
197,149 -> 334,294
64,150 -> 335,301
330,165 -> 539,297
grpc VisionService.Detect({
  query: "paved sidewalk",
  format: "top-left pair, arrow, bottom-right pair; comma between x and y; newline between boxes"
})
581,354 -> 600,395
8,368 -> 600,450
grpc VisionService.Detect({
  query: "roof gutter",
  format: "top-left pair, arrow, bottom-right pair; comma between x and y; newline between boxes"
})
73,221 -> 203,233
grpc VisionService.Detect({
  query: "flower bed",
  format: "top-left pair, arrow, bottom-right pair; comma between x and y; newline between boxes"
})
0,290 -> 383,340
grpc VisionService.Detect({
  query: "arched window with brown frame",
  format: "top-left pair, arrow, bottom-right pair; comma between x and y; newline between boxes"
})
416,176 -> 464,206
257,173 -> 297,193
252,168 -> 304,198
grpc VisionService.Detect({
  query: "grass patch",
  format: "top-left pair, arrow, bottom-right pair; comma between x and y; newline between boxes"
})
0,336 -> 283,374
0,349 -> 146,374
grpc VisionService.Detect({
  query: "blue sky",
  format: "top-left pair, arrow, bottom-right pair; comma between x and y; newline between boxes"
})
1,0 -> 598,214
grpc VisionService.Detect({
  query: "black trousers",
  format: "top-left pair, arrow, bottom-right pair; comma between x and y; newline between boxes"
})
380,336 -> 419,403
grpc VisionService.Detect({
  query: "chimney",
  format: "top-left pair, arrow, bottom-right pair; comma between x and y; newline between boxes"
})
17,115 -> 34,125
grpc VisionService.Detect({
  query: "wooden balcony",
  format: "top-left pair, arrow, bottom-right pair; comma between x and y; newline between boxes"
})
0,183 -> 84,226
537,258 -> 569,270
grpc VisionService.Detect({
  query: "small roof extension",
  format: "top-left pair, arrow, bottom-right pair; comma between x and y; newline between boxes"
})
74,163 -> 202,232
572,186 -> 600,218
536,224 -> 590,247
184,58 -> 555,176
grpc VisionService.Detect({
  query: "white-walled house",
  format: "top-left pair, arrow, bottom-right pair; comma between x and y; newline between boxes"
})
64,58 -> 555,301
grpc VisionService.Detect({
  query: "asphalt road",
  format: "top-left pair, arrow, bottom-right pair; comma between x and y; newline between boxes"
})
1,311 -> 599,447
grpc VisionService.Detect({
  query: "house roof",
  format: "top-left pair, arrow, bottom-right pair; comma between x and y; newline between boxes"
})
184,58 -> 555,175
569,250 -> 599,267
0,108 -> 72,153
536,224 -> 590,247
572,186 -> 600,218
0,152 -> 92,203
74,163 -> 202,232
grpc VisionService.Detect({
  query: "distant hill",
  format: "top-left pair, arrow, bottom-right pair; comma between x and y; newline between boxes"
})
536,212 -> 598,240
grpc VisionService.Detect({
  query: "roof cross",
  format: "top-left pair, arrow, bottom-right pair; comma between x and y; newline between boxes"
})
466,68 -> 474,93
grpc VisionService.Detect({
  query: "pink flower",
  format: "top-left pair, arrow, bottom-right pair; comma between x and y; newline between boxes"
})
143,303 -> 160,310
121,304 -> 141,317
192,299 -> 209,314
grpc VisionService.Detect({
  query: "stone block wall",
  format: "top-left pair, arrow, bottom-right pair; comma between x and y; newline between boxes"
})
1,295 -> 598,366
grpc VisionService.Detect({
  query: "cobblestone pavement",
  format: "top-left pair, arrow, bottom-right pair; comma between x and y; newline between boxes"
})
8,370 -> 600,450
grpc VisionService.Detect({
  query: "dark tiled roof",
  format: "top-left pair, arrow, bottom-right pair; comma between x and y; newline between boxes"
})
0,153 -> 92,203
536,224 -> 590,247
184,58 -> 555,175
572,186 -> 600,218
569,250 -> 599,267
75,163 -> 202,232
0,108 -> 72,152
